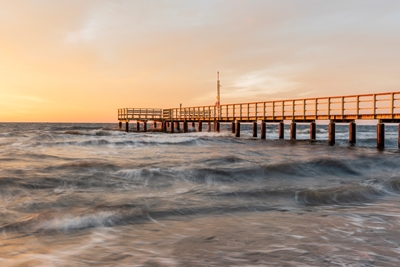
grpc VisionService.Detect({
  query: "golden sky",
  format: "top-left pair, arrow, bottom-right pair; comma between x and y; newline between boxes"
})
1,1 -> 400,122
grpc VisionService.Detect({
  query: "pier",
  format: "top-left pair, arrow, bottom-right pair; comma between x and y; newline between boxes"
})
118,91 -> 400,149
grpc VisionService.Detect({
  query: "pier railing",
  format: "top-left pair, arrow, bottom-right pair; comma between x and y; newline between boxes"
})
118,108 -> 163,121
119,92 -> 400,122
162,92 -> 400,122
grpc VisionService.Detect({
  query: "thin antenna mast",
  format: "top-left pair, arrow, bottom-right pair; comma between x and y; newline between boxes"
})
216,71 -> 221,118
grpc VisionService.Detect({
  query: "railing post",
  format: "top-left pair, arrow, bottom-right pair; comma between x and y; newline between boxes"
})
341,97 -> 344,118
391,93 -> 394,119
292,100 -> 295,120
327,97 -> 331,119
314,99 -> 317,120
247,103 -> 250,120
372,94 -> 376,119
272,102 -> 275,120
263,102 -> 266,121
356,96 -> 359,118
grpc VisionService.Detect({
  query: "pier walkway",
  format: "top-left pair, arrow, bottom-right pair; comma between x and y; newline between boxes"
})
118,91 -> 400,148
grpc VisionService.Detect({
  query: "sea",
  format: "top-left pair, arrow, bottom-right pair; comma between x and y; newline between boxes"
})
0,122 -> 400,266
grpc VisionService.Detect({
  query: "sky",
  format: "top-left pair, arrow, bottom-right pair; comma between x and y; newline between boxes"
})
1,0 -> 400,122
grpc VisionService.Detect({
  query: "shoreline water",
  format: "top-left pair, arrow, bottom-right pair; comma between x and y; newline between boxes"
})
0,123 -> 400,266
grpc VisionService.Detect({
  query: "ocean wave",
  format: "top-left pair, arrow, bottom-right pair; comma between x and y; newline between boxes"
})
295,184 -> 384,205
0,207 -> 145,233
47,160 -> 119,172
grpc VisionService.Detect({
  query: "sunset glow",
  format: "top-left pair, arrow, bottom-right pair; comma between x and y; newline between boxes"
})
1,1 -> 399,122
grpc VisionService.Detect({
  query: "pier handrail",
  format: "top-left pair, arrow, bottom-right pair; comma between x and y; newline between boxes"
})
118,108 -> 163,121
119,91 -> 400,122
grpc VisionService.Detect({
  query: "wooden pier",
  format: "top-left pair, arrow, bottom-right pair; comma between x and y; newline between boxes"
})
118,91 -> 400,149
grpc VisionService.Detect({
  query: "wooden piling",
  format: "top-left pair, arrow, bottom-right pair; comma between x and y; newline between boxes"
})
252,122 -> 257,138
153,121 -> 157,129
118,122 -> 122,130
175,122 -> 180,131
183,121 -> 188,133
328,121 -> 335,146
143,122 -> 147,132
214,122 -> 220,132
398,124 -> 400,149
235,122 -> 240,137
278,122 -> 284,139
125,122 -> 129,133
349,121 -> 356,144
207,122 -> 211,132
377,122 -> 385,149
136,121 -> 140,132
261,122 -> 266,139
192,122 -> 195,127
310,122 -> 316,140
198,121 -> 202,132
290,122 -> 296,140
231,122 -> 235,134
171,121 -> 175,133
162,122 -> 166,132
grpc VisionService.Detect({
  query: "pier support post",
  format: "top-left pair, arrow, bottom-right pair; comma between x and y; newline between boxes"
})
290,122 -> 296,140
198,121 -> 202,132
125,122 -> 129,133
136,121 -> 140,132
175,122 -> 180,132
207,122 -> 211,132
252,122 -> 257,138
214,122 -> 220,132
398,125 -> 400,149
231,122 -> 235,134
183,121 -> 188,133
278,122 -> 284,139
153,122 -> 157,129
349,121 -> 356,144
171,121 -> 175,133
377,122 -> 385,149
162,122 -> 166,132
261,122 -> 266,139
118,122 -> 122,130
235,122 -> 240,137
192,122 -> 195,128
310,122 -> 316,140
328,121 -> 335,146
143,122 -> 147,132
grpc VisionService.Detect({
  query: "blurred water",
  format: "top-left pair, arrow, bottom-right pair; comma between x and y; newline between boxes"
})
0,122 -> 400,266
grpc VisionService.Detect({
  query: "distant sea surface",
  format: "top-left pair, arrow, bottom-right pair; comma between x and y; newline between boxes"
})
1,122 -> 400,266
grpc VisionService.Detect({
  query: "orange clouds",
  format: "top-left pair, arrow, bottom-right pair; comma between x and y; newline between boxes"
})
0,1 -> 399,122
